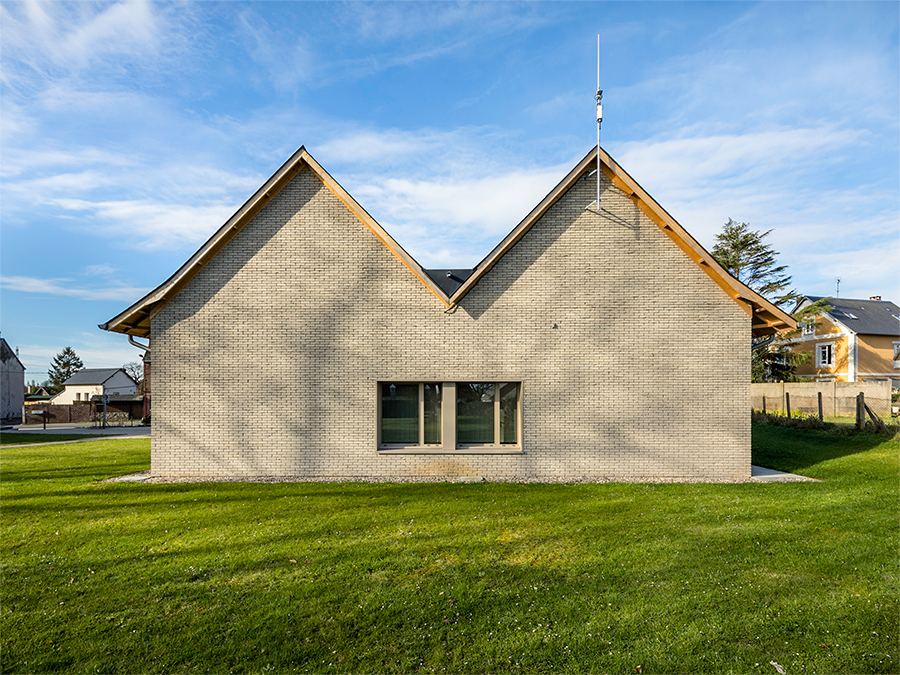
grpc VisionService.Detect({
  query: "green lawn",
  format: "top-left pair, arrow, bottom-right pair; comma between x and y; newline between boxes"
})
0,432 -> 108,446
1,427 -> 897,674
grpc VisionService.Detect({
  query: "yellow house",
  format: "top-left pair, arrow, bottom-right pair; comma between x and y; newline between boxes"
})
785,296 -> 900,386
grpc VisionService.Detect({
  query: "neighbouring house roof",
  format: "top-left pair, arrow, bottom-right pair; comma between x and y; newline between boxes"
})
99,145 -> 795,338
805,296 -> 900,336
63,368 -> 133,386
0,338 -> 25,370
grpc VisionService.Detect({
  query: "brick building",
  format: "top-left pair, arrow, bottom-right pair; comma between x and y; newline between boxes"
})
101,145 -> 793,480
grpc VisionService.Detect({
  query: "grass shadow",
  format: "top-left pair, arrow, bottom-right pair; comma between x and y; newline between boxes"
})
751,422 -> 897,474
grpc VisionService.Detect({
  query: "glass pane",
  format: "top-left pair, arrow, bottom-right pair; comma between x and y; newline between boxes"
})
424,383 -> 442,445
457,383 -> 494,444
381,383 -> 418,444
499,382 -> 518,444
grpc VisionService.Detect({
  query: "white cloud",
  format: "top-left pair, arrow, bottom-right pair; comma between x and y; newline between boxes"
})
17,337 -> 148,381
48,199 -> 239,250
0,276 -> 151,302
1,1 -> 162,80
606,125 -> 898,303
613,126 -> 863,195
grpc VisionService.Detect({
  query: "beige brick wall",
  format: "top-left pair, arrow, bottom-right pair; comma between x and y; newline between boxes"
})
152,165 -> 751,480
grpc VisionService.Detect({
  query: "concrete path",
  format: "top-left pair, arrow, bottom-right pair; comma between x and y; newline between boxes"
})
2,424 -> 151,448
751,465 -> 816,482
3,424 -> 150,436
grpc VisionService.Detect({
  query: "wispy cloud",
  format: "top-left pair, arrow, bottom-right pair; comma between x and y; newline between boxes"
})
614,126 -> 865,196
47,199 -> 240,251
0,1 -> 172,85
0,276 -> 151,302
83,264 -> 118,277
235,9 -> 315,91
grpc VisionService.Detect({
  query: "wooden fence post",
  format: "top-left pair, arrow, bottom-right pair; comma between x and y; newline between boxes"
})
817,391 -> 824,421
856,392 -> 864,429
762,395 -> 767,415
785,392 -> 791,418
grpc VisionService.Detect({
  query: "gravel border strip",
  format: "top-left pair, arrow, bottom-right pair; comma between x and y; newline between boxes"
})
103,473 -> 812,484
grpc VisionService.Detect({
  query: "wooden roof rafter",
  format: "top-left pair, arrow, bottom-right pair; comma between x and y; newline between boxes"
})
100,144 -> 795,339
99,147 -> 453,336
446,146 -> 795,336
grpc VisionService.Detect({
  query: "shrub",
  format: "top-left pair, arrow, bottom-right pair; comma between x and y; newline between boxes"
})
751,409 -> 825,429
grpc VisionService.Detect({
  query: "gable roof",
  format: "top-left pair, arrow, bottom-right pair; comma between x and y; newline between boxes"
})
0,338 -> 24,371
63,368 -> 131,386
100,145 -> 795,338
805,296 -> 900,336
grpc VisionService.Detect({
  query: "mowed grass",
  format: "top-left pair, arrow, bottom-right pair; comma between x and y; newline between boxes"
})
1,428 -> 897,674
1,432 -> 108,446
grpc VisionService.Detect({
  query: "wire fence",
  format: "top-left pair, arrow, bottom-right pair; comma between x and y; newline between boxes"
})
751,380 -> 896,428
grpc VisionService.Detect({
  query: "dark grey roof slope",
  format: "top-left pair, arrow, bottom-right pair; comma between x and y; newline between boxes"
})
0,338 -> 24,370
807,296 -> 900,336
423,269 -> 475,297
63,368 -> 127,386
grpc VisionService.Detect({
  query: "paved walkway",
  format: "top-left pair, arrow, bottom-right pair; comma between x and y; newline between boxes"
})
2,424 -> 151,448
4,423 -> 150,436
751,465 -> 816,482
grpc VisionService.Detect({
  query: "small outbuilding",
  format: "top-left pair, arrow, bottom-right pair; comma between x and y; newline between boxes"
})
101,145 -> 793,481
52,368 -> 137,405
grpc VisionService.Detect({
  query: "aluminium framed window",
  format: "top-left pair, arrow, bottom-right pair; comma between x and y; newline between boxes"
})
379,383 -> 442,447
893,342 -> 900,369
377,381 -> 522,453
455,383 -> 520,447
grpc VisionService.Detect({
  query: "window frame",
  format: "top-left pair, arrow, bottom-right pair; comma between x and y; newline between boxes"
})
376,380 -> 523,454
816,341 -> 835,368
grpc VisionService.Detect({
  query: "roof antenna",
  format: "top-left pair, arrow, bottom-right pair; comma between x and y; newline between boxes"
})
596,33 -> 602,208
585,34 -> 603,214
835,277 -> 841,298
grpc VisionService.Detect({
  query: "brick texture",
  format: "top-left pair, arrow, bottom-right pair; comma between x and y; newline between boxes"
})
152,166 -> 750,480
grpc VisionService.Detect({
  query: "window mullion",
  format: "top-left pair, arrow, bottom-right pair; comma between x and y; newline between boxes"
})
493,383 -> 501,446
418,383 -> 425,446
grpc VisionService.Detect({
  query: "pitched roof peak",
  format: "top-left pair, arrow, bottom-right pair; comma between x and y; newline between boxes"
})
100,145 -> 795,338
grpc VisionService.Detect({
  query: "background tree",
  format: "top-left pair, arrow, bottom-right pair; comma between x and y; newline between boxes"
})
47,347 -> 83,393
712,219 -> 832,382
712,218 -> 797,309
123,361 -> 144,395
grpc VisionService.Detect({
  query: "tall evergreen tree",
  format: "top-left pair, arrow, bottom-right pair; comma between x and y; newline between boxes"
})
711,219 -> 832,382
47,347 -> 84,393
712,219 -> 797,308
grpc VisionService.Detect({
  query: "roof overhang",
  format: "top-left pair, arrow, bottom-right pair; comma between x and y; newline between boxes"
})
448,146 -> 795,336
100,145 -> 795,339
99,147 -> 452,337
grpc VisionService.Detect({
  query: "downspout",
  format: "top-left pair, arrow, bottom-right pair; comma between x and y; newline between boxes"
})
128,335 -> 151,352
126,336 -> 151,422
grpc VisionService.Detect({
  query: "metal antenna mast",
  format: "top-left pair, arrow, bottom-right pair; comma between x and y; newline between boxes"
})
596,34 -> 603,208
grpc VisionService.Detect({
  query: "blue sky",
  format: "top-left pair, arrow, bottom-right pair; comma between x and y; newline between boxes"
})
2,1 -> 898,382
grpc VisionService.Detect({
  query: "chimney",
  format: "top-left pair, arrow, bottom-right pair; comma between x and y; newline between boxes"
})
869,295 -> 882,301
